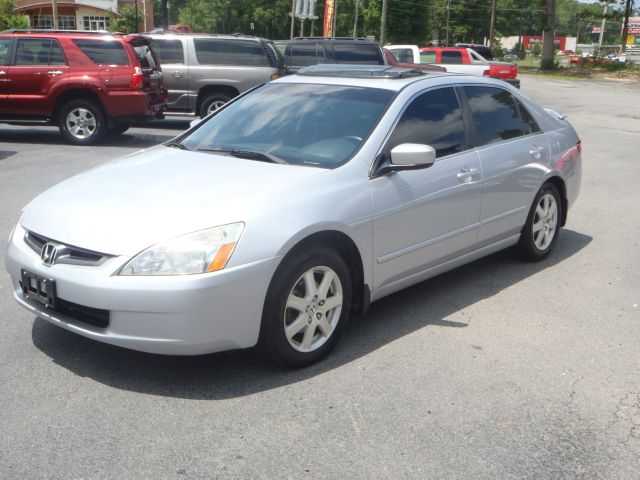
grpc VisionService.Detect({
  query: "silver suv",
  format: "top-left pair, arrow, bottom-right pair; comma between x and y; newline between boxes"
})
147,33 -> 285,117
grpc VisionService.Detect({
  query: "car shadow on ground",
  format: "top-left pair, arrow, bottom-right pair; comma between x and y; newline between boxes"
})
31,229 -> 592,400
0,127 -> 177,148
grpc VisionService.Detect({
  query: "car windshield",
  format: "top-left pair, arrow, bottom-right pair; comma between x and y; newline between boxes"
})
181,83 -> 395,168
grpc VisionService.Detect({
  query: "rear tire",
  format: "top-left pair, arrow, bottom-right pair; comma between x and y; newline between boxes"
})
516,183 -> 562,261
199,93 -> 232,118
260,245 -> 352,368
58,100 -> 107,145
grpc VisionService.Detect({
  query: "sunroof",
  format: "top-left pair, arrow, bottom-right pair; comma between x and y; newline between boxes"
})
296,64 -> 426,79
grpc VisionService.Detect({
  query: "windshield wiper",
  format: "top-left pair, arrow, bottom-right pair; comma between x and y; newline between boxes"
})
166,141 -> 190,150
196,148 -> 287,165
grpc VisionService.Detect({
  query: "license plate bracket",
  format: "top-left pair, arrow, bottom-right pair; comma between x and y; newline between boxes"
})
21,269 -> 57,308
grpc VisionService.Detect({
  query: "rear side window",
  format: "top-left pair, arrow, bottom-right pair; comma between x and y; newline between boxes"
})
151,39 -> 184,64
385,87 -> 467,158
441,51 -> 463,64
464,86 -> 526,146
15,38 -> 67,66
333,43 -> 382,64
420,51 -> 436,63
194,39 -> 268,66
285,42 -> 325,67
390,48 -> 413,63
73,39 -> 129,66
134,45 -> 157,69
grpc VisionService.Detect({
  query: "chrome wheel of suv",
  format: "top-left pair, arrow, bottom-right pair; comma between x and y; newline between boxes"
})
58,99 -> 107,145
66,108 -> 97,139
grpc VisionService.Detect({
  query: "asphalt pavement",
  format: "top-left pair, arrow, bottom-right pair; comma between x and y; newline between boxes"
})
0,75 -> 639,479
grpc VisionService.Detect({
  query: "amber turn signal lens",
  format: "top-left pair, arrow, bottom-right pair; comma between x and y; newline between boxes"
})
206,243 -> 237,272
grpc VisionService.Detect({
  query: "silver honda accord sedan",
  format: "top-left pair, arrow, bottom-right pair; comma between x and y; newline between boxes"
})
5,65 -> 581,367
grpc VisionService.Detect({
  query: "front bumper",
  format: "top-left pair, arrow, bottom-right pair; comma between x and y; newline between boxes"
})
5,224 -> 279,355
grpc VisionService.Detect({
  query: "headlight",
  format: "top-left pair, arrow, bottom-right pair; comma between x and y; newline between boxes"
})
119,222 -> 244,276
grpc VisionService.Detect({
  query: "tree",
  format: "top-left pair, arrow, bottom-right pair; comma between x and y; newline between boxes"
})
541,0 -> 556,70
0,0 -> 29,30
109,5 -> 139,33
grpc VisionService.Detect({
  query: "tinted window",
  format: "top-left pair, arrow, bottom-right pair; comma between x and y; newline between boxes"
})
285,42 -> 325,66
194,39 -> 268,66
514,98 -> 541,135
333,43 -> 382,64
134,45 -> 157,69
182,84 -> 394,168
390,48 -> 413,63
464,86 -> 525,146
15,39 -> 52,65
441,51 -> 463,64
151,39 -> 184,64
50,40 -> 66,65
420,51 -> 437,63
386,87 -> 467,158
0,39 -> 9,65
73,39 -> 129,65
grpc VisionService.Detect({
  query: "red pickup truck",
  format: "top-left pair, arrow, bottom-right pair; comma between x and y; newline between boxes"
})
420,47 -> 520,88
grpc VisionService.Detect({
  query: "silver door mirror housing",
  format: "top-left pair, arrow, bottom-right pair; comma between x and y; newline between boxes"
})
390,143 -> 436,168
189,118 -> 202,129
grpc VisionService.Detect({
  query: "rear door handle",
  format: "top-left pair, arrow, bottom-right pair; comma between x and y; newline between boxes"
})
457,167 -> 479,182
47,70 -> 64,76
172,71 -> 184,78
0,70 -> 6,76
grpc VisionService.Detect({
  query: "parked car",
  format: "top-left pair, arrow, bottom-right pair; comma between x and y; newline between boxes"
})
6,65 -> 582,367
283,37 -> 385,73
147,32 -> 285,117
386,44 -> 490,77
383,48 -> 446,72
0,29 -> 166,144
455,43 -> 494,60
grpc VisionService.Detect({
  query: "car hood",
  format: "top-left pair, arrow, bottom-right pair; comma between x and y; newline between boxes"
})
20,146 -> 324,256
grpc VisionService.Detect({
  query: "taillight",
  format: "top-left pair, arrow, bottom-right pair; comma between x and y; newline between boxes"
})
130,66 -> 144,90
576,141 -> 582,154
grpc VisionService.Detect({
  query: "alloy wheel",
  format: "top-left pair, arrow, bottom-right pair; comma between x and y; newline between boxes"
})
66,108 -> 97,139
532,192 -> 558,251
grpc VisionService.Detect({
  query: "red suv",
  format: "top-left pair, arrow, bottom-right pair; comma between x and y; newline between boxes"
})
0,30 -> 167,145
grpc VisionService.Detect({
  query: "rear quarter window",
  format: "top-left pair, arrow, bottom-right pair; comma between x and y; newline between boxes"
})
73,39 -> 129,66
333,43 -> 382,64
194,39 -> 269,66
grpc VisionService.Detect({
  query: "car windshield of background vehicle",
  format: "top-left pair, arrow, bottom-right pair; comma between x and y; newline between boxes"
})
181,83 -> 395,168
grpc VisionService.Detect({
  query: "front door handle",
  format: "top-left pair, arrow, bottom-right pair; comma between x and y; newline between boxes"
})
0,70 -> 6,76
47,70 -> 64,76
172,71 -> 184,78
457,167 -> 479,182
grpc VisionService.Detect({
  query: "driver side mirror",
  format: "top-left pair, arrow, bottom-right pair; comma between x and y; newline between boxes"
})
390,143 -> 436,170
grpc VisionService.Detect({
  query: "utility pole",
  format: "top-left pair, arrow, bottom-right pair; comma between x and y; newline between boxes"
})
445,0 -> 451,46
598,1 -> 609,50
489,0 -> 497,47
290,0 -> 296,39
353,0 -> 360,38
380,0 -> 388,45
620,0 -> 633,54
162,0 -> 169,30
332,0 -> 338,37
134,0 -> 139,32
52,0 -> 58,29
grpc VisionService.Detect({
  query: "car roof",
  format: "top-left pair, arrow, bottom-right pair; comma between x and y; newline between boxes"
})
273,64 -> 485,92
145,32 -> 267,42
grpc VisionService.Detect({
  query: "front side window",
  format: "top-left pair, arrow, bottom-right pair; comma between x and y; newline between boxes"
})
384,87 -> 467,159
194,39 -> 268,67
181,83 -> 394,168
441,51 -> 463,64
73,39 -> 129,66
333,44 -> 382,64
0,39 -> 11,65
464,86 -> 526,146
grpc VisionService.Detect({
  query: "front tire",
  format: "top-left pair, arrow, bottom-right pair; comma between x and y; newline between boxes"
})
260,246 -> 352,368
58,100 -> 107,145
516,183 -> 562,261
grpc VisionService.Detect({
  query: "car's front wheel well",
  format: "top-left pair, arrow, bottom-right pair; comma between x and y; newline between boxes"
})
545,176 -> 568,226
282,231 -> 368,316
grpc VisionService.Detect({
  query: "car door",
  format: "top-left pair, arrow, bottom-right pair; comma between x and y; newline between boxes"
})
7,38 -> 69,116
150,37 -> 189,111
462,85 -> 549,245
0,37 -> 12,115
370,86 -> 482,292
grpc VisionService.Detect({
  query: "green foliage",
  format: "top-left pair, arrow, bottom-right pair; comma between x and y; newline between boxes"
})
533,43 -> 542,56
0,0 -> 28,30
110,4 -> 139,33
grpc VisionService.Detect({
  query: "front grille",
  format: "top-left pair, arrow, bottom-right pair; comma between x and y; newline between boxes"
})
24,230 -> 111,266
